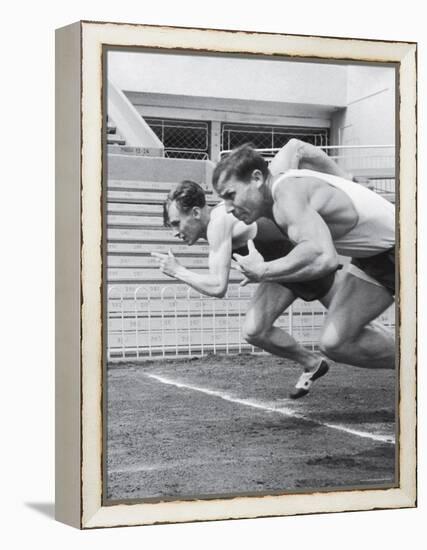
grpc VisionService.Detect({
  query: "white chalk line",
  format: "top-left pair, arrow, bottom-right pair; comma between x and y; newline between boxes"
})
145,373 -> 395,445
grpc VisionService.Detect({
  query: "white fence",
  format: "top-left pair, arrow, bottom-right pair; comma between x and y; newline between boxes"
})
107,283 -> 395,361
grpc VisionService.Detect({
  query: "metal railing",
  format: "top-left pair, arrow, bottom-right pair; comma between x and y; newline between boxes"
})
107,283 -> 395,361
221,123 -> 329,151
219,144 -> 395,198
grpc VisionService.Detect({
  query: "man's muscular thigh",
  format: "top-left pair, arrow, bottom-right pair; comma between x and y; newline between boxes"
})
244,282 -> 295,336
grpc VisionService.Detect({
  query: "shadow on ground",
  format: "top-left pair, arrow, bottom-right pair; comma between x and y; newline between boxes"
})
25,502 -> 55,519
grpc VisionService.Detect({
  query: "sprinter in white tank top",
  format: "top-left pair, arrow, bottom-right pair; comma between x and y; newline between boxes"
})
213,141 -> 395,371
271,169 -> 395,258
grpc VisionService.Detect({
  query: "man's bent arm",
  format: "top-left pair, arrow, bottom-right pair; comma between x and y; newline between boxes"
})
270,138 -> 349,179
167,217 -> 234,297
236,181 -> 338,283
260,240 -> 338,282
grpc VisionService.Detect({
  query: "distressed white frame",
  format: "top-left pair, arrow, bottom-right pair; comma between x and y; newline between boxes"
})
55,21 -> 417,529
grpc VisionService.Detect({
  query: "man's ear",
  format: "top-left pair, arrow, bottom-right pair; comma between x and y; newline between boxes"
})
192,206 -> 201,219
252,168 -> 266,189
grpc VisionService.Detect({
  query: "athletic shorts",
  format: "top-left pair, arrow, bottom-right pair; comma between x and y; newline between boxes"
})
283,270 -> 337,302
350,247 -> 395,295
233,241 -> 338,302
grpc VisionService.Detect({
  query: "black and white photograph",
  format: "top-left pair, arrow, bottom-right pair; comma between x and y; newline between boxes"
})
2,0 -> 424,545
104,47 -> 399,503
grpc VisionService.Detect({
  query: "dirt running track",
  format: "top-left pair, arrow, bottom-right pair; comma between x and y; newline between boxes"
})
106,354 -> 396,502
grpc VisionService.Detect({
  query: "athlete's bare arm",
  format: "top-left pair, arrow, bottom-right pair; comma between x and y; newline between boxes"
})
269,138 -> 349,178
152,213 -> 236,298
234,179 -> 338,283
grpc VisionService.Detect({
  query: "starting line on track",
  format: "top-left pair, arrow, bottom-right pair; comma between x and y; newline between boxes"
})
145,373 -> 395,445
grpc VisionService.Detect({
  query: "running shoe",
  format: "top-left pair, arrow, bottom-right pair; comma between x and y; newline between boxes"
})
289,360 -> 329,399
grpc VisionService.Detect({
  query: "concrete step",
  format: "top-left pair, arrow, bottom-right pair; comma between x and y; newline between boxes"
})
108,298 -> 259,315
107,190 -> 173,204
108,314 -> 319,332
107,203 -> 164,215
107,255 -> 211,269
107,215 -> 164,228
107,241 -> 210,256
107,153 -> 214,188
108,179 -> 215,193
107,227 -> 211,243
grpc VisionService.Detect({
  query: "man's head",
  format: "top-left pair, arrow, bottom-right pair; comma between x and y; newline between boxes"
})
163,180 -> 209,245
212,144 -> 270,224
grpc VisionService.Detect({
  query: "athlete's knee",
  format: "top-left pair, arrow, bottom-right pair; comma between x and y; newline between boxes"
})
242,318 -> 270,345
319,324 -> 347,359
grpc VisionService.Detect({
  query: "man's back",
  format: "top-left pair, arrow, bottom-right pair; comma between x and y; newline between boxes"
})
272,169 -> 395,257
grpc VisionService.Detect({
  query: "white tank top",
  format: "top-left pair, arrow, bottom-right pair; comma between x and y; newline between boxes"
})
271,169 -> 395,257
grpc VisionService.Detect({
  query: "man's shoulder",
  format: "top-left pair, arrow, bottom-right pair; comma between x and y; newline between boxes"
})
272,172 -> 311,200
207,205 -> 236,241
210,201 -> 227,218
210,203 -> 235,227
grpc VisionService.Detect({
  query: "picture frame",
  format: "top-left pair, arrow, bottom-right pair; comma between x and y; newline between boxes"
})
55,20 -> 417,529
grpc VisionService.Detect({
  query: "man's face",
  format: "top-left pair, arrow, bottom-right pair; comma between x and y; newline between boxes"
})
167,201 -> 204,246
216,170 -> 265,224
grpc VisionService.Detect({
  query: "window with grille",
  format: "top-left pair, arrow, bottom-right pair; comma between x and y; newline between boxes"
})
145,117 -> 210,160
221,123 -> 329,156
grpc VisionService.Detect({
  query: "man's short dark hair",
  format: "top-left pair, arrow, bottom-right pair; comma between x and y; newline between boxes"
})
163,180 -> 206,226
212,143 -> 269,191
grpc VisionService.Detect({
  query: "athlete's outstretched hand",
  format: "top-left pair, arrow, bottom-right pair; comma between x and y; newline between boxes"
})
232,240 -> 266,287
151,250 -> 182,279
